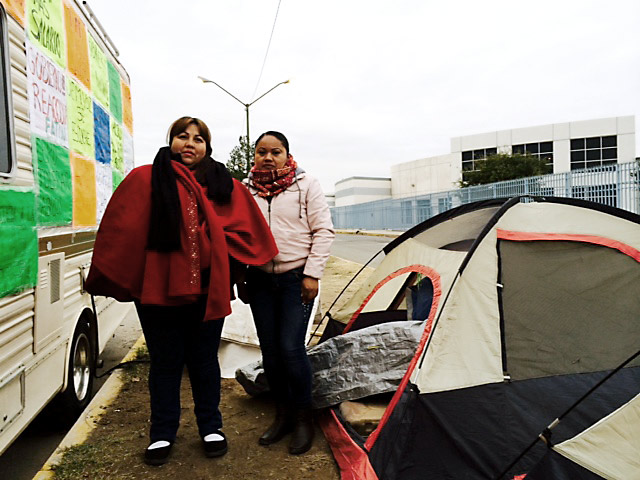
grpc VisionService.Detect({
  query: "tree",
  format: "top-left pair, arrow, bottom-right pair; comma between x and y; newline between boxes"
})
459,153 -> 551,187
226,136 -> 253,180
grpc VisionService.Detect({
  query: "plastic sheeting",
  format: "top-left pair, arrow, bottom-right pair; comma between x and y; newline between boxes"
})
0,188 -> 37,297
236,320 -> 424,409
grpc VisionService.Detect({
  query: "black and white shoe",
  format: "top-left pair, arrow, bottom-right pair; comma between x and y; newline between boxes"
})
144,440 -> 173,466
203,431 -> 228,458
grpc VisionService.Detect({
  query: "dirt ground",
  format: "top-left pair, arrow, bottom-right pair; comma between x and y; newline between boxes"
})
52,256 -> 374,480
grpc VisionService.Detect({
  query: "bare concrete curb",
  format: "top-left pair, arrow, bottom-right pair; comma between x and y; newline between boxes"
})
33,334 -> 147,479
335,229 -> 402,238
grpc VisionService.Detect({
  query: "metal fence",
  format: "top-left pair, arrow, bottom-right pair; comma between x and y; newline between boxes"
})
330,161 -> 640,230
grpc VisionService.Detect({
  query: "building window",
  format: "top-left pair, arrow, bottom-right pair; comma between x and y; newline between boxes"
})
416,199 -> 431,222
402,200 -> 413,224
512,141 -> 553,173
437,197 -> 452,213
570,136 -> 617,171
461,147 -> 497,172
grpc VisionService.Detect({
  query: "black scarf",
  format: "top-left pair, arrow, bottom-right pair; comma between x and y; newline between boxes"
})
147,147 -> 234,251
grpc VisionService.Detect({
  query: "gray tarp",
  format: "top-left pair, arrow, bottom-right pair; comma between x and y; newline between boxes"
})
235,320 -> 424,409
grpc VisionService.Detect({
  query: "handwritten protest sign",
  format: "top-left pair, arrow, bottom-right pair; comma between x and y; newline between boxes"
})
67,77 -> 94,158
64,0 -> 90,89
33,136 -> 72,225
110,119 -> 123,173
95,161 -> 112,223
26,41 -> 68,147
88,34 -> 109,108
26,0 -> 66,67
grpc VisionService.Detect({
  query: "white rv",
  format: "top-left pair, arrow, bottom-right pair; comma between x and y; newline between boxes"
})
0,0 -> 135,454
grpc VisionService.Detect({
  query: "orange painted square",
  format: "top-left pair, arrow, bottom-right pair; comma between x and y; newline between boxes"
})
121,80 -> 133,134
70,151 -> 97,226
2,0 -> 25,26
64,1 -> 91,89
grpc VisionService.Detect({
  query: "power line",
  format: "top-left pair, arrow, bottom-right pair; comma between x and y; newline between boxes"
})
251,0 -> 282,101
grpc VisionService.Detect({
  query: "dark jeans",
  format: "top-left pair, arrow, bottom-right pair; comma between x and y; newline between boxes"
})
246,267 -> 313,408
135,298 -> 225,442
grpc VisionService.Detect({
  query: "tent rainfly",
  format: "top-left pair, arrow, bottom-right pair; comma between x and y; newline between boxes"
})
318,196 -> 640,480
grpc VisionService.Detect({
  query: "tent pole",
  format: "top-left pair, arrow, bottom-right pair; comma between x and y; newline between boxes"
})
494,346 -> 640,479
307,249 -> 385,346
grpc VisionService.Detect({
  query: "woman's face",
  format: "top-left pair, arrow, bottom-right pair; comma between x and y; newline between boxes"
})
170,124 -> 207,168
254,135 -> 290,170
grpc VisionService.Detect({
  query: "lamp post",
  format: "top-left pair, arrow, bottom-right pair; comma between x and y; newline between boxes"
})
198,76 -> 289,174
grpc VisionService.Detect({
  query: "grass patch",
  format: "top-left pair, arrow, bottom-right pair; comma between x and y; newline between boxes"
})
51,440 -> 137,480
120,345 -> 149,383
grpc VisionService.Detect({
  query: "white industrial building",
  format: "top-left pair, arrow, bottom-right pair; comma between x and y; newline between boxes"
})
335,116 -> 636,205
334,176 -> 391,207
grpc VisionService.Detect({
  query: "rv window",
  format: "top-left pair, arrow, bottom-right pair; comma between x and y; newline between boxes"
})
0,6 -> 13,175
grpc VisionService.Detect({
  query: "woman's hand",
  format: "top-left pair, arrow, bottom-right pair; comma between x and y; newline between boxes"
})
301,276 -> 318,304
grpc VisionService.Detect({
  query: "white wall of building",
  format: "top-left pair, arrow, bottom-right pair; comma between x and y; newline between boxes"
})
325,193 -> 335,208
333,116 -> 636,207
334,176 -> 391,207
451,115 -> 636,173
391,153 -> 461,199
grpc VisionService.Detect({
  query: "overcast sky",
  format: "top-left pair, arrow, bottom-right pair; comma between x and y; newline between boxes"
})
88,0 -> 640,193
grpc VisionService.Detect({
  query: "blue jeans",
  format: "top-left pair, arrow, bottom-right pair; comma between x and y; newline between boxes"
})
135,298 -> 224,442
246,267 -> 313,408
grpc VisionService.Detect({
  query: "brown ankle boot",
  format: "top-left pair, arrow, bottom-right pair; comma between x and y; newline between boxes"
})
259,403 -> 294,445
288,408 -> 314,455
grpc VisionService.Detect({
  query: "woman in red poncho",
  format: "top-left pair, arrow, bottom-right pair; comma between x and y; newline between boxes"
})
86,117 -> 277,466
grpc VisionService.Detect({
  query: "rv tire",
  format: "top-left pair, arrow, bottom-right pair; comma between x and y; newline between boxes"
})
61,320 -> 96,415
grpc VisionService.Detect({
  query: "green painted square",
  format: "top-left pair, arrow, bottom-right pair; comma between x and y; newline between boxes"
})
0,188 -> 38,297
33,137 -> 73,226
108,62 -> 123,123
112,168 -> 124,191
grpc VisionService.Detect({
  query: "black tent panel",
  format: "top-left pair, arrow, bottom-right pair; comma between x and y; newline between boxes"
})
525,449 -> 603,479
369,367 -> 639,480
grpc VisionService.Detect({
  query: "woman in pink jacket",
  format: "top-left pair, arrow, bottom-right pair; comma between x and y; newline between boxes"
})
244,131 -> 334,455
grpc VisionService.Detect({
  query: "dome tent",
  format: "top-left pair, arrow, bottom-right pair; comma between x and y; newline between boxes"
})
319,196 -> 640,480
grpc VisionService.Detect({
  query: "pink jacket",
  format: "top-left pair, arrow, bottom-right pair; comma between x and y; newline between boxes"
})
244,169 -> 334,279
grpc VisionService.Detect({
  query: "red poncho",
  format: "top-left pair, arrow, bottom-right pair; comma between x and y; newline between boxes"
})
85,162 -> 277,321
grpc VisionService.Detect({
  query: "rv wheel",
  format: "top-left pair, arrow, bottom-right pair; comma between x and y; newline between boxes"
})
62,320 -> 95,413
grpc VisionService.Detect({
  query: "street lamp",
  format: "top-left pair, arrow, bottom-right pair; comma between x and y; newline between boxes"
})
198,76 -> 290,174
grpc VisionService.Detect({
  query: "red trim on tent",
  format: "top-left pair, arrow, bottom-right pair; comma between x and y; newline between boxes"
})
319,409 -> 379,480
344,265 -> 441,333
354,266 -> 442,450
496,229 -> 640,263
